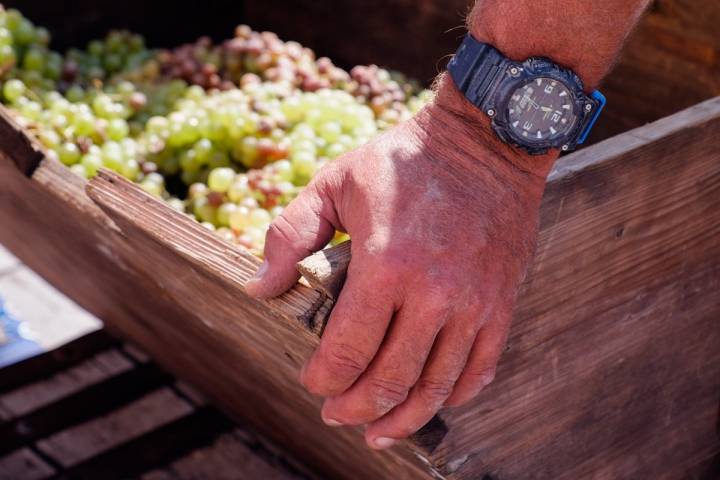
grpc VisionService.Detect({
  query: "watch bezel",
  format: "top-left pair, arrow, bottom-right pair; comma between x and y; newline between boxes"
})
487,58 -> 595,155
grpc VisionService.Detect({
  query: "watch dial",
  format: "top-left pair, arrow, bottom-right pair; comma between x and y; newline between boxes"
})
506,77 -> 577,143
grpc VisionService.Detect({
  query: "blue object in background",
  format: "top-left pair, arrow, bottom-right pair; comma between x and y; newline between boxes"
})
0,296 -> 43,369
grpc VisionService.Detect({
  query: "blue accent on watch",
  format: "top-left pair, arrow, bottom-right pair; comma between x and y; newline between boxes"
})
448,34 -> 606,155
577,90 -> 606,145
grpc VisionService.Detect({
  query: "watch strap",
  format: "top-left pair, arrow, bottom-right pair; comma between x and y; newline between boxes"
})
447,34 -> 507,110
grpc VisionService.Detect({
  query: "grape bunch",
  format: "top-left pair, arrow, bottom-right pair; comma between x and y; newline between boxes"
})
0,5 -> 432,255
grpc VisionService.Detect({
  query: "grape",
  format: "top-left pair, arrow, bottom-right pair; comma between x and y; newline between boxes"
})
3,79 -> 24,103
58,142 -> 81,165
208,167 -> 235,193
0,6 -> 431,255
107,118 -> 130,140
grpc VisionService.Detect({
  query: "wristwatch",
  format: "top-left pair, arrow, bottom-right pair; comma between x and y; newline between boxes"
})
447,34 -> 606,155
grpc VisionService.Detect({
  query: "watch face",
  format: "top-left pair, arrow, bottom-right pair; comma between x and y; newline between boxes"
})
506,77 -> 578,143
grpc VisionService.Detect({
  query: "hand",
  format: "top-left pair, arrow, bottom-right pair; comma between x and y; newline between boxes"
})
245,75 -> 557,449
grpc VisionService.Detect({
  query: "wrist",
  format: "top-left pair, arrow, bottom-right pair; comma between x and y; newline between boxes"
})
424,74 -> 557,180
466,1 -> 651,91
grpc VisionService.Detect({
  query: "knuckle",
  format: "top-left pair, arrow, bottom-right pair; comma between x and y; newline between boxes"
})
267,214 -> 311,254
322,342 -> 371,379
367,377 -> 410,408
464,368 -> 497,389
416,378 -> 455,404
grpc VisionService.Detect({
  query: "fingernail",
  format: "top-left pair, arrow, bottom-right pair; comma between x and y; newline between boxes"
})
250,261 -> 269,281
373,437 -> 396,449
324,418 -> 343,427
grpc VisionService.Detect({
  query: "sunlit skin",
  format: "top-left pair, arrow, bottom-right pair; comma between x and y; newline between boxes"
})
246,0 -> 652,449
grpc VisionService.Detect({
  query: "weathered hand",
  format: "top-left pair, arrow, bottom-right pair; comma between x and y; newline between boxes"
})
245,75 -> 557,449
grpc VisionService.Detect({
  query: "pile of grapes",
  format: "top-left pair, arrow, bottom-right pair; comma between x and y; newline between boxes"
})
0,6 -> 432,254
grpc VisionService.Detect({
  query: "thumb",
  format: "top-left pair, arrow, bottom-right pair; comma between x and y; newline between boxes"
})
244,182 -> 339,299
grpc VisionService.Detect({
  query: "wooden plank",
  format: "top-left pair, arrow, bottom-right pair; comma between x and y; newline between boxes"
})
0,349 -> 133,418
0,363 -> 173,455
0,448 -> 56,480
36,388 -> 193,467
58,408 -> 235,480
0,330 -> 116,395
0,106 -> 44,175
140,430 -> 303,480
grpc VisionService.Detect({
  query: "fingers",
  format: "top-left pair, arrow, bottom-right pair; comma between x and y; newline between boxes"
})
244,182 -> 339,299
363,314 -> 481,448
300,262 -> 396,398
443,305 -> 511,407
320,293 -> 448,427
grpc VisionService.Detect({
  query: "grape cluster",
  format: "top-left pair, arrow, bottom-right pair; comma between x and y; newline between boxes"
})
62,30 -> 153,86
0,5 -> 431,255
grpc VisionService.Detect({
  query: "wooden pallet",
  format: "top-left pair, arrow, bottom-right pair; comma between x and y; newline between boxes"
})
0,330 -> 310,480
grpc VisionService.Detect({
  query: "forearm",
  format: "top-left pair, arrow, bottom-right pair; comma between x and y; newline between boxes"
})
468,0 -> 651,90
433,0 -> 651,176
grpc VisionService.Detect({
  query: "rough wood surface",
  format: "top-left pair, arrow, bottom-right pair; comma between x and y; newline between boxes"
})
0,448 -> 56,480
0,349 -> 132,418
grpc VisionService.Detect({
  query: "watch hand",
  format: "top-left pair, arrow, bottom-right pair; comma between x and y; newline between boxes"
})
540,106 -> 552,112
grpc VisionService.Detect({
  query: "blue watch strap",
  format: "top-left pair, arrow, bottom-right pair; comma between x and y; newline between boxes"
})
447,35 -> 507,110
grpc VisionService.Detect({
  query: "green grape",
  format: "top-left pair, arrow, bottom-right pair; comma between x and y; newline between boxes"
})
73,110 -> 96,136
58,142 -> 81,166
319,121 -> 342,142
0,7 -> 432,255
0,28 -> 12,46
23,47 -> 45,72
291,150 -> 316,183
107,118 -> 129,140
81,153 -> 103,177
208,167 -> 235,193
140,180 -> 163,197
14,19 -> 36,45
248,208 -> 272,229
229,205 -> 251,231
227,178 -> 250,203
0,44 -> 16,67
65,85 -> 85,103
3,79 -> 25,103
194,197 -> 217,223
217,202 -> 238,226
121,158 -> 140,180
69,163 -> 88,178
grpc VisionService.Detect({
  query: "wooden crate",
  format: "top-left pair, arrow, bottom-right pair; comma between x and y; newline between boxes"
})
0,2 -> 719,479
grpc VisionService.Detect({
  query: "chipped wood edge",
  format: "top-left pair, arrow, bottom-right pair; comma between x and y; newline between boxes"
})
296,240 -> 352,300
